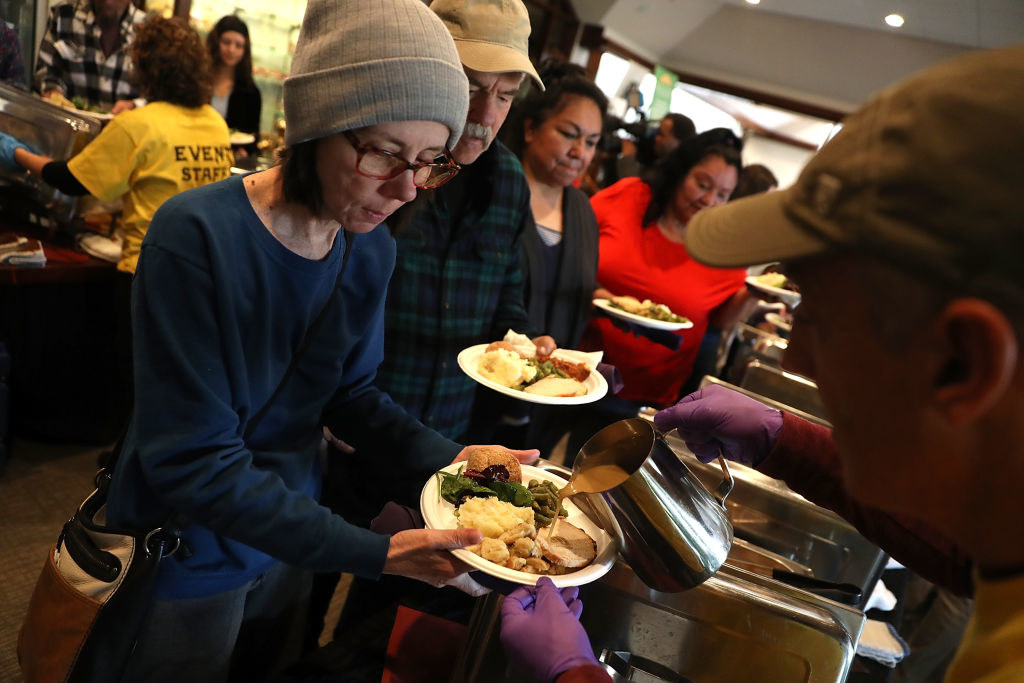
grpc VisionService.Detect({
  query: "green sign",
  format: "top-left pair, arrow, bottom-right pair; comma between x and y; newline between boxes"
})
649,65 -> 678,120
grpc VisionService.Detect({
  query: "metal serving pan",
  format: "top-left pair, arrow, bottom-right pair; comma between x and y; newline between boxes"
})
738,360 -> 828,422
452,560 -> 865,682
663,432 -> 886,606
0,83 -> 103,223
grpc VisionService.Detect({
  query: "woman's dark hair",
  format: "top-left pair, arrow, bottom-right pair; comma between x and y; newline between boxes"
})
731,163 -> 778,200
130,17 -> 211,107
501,60 -> 609,158
280,139 -> 324,217
642,127 -> 743,226
662,113 -> 696,143
207,15 -> 255,89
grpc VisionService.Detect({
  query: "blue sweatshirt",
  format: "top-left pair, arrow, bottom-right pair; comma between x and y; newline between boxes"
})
107,175 -> 461,599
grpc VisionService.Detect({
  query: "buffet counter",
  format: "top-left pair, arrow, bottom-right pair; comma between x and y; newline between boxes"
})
448,445 -> 888,682
0,216 -> 123,444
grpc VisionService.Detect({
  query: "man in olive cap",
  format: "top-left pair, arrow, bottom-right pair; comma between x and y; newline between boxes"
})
656,46 -> 1024,681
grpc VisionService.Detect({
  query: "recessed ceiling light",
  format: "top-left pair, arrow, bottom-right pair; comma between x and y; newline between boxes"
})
885,13 -> 905,28
746,0 -> 761,4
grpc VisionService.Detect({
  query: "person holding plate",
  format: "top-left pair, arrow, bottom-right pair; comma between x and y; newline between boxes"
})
483,61 -> 614,452
566,129 -> 758,456
207,15 -> 261,157
74,1 -> 531,679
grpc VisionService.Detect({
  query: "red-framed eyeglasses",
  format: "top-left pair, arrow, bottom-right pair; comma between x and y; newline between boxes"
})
343,130 -> 460,189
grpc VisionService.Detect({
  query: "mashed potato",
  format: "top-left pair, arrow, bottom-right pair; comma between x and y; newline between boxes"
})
755,272 -> 788,289
457,497 -> 535,538
477,349 -> 535,388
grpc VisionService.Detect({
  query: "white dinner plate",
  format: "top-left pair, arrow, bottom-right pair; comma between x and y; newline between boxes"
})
745,275 -> 802,307
765,312 -> 792,333
420,463 -> 617,587
456,344 -> 607,405
592,298 -> 694,331
69,106 -> 113,121
230,132 -> 256,145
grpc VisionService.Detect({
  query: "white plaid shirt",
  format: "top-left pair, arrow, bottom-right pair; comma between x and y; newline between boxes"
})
34,0 -> 146,109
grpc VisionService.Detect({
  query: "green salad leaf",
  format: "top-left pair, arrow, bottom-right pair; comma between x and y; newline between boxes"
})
437,467 -> 535,508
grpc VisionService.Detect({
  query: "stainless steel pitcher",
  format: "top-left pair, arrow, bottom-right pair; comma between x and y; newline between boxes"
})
579,418 -> 734,592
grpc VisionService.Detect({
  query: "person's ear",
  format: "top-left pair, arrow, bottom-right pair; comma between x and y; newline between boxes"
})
931,298 -> 1018,425
523,118 -> 536,145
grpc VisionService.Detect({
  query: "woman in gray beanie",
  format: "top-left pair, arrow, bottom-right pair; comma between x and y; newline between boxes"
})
101,0 -> 535,680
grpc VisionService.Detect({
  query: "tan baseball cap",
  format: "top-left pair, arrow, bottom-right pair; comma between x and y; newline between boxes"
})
430,0 -> 544,90
685,46 -> 1024,299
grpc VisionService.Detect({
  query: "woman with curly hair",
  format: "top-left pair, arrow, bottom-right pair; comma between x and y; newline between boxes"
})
0,15 -> 232,274
0,15 -> 231,437
207,15 -> 261,156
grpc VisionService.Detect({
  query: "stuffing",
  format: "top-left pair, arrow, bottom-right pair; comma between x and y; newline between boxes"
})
478,537 -> 510,564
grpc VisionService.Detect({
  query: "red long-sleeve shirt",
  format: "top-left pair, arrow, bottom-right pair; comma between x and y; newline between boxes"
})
584,178 -> 746,405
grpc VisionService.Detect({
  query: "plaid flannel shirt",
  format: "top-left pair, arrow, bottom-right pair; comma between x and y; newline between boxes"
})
34,0 -> 144,109
377,141 -> 532,439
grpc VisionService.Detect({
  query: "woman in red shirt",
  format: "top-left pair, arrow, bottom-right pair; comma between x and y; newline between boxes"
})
581,129 -> 753,408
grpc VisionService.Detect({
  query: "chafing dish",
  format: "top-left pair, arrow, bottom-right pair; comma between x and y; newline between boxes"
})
725,323 -> 789,376
453,560 -> 865,682
738,360 -> 828,421
0,83 -> 103,223
664,432 -> 885,604
700,375 -> 831,428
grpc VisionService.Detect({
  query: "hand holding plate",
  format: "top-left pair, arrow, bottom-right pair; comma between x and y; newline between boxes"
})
383,527 -> 482,587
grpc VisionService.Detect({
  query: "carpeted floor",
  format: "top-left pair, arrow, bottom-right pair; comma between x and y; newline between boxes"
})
0,438 -> 106,683
0,438 -> 351,682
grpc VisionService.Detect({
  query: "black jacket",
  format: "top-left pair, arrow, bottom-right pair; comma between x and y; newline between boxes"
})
225,81 -> 261,156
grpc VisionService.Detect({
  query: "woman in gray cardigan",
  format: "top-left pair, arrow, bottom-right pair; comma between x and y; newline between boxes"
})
505,63 -> 612,456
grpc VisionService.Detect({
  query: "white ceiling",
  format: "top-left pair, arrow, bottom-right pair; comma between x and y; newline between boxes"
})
573,0 -> 1024,113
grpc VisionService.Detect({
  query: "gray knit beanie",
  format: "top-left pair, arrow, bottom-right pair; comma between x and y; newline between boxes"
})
283,0 -> 469,148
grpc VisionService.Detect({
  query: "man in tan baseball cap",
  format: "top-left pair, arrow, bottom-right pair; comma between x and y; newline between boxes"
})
309,0 -> 558,656
431,0 -> 544,164
657,46 -> 1024,681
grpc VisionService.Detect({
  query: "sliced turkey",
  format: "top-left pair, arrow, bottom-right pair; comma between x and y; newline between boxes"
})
536,522 -> 597,569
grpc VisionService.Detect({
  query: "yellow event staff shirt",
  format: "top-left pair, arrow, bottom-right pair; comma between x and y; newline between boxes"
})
945,571 -> 1024,682
68,101 -> 232,273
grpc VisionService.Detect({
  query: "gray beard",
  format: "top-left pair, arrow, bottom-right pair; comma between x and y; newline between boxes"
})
462,121 -> 493,148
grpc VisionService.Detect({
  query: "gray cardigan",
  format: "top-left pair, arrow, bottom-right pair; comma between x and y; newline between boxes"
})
521,185 -> 599,349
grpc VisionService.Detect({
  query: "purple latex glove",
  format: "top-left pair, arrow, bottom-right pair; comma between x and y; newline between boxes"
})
596,362 -> 624,395
654,384 -> 783,467
501,576 -> 595,682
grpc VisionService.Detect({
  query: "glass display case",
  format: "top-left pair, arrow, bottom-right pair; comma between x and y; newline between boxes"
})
1,0 -> 37,90
190,0 -> 305,140
0,82 -> 103,224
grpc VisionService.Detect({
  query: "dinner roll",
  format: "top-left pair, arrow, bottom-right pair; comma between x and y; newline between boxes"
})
467,446 -> 522,483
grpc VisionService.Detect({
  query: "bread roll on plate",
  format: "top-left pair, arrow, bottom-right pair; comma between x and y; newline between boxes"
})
523,376 -> 587,398
467,446 -> 522,483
